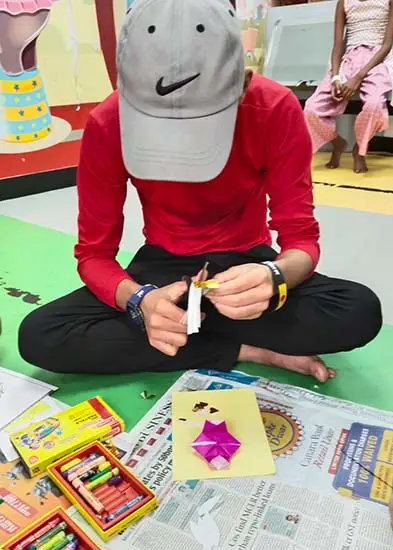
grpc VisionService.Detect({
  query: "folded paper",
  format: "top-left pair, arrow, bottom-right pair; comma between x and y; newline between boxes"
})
192,420 -> 241,470
172,389 -> 276,480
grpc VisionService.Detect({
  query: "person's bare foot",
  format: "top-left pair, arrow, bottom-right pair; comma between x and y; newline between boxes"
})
352,144 -> 368,173
238,345 -> 336,383
326,135 -> 347,169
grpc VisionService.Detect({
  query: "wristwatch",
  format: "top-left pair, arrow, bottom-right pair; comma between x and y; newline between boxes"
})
261,261 -> 288,311
126,284 -> 157,331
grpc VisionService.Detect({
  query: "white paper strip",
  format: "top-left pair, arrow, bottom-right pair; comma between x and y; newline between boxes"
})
187,284 -> 202,335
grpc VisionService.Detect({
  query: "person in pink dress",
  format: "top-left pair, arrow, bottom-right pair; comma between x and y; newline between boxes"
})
304,0 -> 393,173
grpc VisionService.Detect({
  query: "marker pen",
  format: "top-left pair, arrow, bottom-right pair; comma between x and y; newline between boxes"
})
78,467 -> 100,482
26,522 -> 67,550
50,534 -> 76,550
86,468 -> 119,491
33,531 -> 66,550
17,519 -> 61,550
98,461 -> 111,472
105,494 -> 144,522
88,465 -> 113,483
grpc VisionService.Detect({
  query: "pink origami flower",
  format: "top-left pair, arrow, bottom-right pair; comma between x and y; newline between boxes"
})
192,420 -> 241,470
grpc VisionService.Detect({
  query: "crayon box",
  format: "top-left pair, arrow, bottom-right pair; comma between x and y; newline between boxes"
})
48,441 -> 157,541
10,397 -> 125,477
1,507 -> 100,550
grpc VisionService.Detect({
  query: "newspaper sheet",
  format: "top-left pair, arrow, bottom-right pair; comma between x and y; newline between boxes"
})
68,369 -> 393,550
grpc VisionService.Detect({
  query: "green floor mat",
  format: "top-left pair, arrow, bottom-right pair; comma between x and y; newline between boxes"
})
1,214 -> 393,431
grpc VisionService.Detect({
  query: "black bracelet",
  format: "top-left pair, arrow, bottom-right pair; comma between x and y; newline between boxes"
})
261,261 -> 288,311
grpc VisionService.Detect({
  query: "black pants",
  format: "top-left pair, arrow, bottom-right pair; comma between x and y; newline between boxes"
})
18,245 -> 382,375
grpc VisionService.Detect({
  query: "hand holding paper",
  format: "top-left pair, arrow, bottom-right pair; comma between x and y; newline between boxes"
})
140,281 -> 188,356
186,261 -> 220,335
207,263 -> 274,320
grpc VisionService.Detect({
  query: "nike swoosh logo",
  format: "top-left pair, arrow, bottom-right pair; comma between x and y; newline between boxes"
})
156,73 -> 200,96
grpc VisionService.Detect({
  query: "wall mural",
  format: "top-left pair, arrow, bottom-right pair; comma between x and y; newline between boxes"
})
0,0 -> 129,181
0,0 -> 277,182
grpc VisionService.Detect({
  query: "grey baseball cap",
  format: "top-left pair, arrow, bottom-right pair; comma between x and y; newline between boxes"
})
117,0 -> 245,182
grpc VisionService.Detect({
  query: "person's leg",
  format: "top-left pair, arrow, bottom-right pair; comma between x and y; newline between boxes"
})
304,73 -> 348,168
18,245 -> 240,375
19,245 -> 382,380
353,63 -> 391,173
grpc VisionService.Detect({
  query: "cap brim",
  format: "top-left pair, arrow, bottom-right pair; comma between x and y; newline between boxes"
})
119,96 -> 238,183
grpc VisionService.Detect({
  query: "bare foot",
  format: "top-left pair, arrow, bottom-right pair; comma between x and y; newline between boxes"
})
238,345 -> 336,382
352,144 -> 368,173
326,135 -> 347,169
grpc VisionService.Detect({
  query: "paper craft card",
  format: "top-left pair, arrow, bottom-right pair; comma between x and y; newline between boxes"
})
172,389 -> 276,481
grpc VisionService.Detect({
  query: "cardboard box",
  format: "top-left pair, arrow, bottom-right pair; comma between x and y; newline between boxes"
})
10,397 -> 124,477
48,441 -> 157,541
2,507 -> 100,550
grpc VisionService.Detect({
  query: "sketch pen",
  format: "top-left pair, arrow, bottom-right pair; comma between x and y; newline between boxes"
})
33,531 -> 66,550
26,522 -> 67,550
60,458 -> 80,473
72,478 -> 105,514
98,460 -> 112,472
68,456 -> 106,482
88,465 -> 115,484
86,468 -> 119,491
78,467 -> 100,482
50,534 -> 76,550
62,453 -> 100,478
17,519 -> 61,550
105,494 -> 145,522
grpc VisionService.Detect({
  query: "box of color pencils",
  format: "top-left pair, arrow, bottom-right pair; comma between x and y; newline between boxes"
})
47,441 -> 157,541
10,397 -> 125,477
2,506 -> 100,550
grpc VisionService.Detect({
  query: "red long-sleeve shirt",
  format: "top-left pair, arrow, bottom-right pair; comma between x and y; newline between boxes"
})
75,74 -> 320,308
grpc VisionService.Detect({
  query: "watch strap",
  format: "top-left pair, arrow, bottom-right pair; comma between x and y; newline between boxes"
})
126,284 -> 157,330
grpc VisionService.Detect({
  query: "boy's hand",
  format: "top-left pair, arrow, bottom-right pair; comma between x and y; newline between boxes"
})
207,264 -> 274,320
141,281 -> 188,356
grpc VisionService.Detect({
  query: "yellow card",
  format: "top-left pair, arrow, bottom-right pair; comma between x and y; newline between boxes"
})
172,389 -> 276,481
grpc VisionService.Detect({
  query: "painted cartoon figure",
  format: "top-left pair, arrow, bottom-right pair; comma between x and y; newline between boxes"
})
0,0 -> 59,144
14,417 -> 61,450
